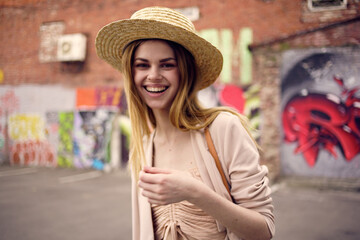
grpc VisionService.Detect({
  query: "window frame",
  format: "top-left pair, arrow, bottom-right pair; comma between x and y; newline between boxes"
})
307,0 -> 348,12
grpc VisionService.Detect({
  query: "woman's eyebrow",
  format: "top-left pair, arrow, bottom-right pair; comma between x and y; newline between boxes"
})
160,58 -> 176,62
134,58 -> 148,62
134,57 -> 176,62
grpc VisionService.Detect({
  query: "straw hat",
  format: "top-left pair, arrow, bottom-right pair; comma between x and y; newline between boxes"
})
95,6 -> 223,90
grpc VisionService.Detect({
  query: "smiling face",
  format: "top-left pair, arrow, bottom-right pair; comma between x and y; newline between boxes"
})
132,40 -> 180,113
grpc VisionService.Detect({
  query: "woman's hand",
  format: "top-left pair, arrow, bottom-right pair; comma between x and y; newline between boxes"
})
138,166 -> 201,205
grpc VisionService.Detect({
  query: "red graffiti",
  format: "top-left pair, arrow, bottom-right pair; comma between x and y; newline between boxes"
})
219,84 -> 245,113
282,76 -> 360,166
11,140 -> 56,167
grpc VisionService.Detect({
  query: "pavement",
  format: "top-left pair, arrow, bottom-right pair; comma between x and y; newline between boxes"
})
0,165 -> 359,240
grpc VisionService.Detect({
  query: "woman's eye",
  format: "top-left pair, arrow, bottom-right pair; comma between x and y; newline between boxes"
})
134,63 -> 149,68
161,63 -> 176,68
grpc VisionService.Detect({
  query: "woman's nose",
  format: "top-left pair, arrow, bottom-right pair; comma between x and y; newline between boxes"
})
147,66 -> 162,80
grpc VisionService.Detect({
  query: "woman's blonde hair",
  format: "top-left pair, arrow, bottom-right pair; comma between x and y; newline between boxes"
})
122,39 -> 257,179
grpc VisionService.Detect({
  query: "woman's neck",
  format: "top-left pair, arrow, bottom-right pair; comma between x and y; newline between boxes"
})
153,109 -> 181,142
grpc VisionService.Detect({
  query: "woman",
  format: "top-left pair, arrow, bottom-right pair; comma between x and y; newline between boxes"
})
96,6 -> 275,240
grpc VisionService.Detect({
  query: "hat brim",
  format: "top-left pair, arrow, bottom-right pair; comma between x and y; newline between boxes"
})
95,19 -> 223,90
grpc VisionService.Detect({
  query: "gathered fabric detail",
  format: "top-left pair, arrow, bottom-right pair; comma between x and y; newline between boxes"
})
152,168 -> 226,240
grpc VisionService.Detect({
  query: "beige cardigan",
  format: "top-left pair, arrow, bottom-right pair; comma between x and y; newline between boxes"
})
131,112 -> 275,240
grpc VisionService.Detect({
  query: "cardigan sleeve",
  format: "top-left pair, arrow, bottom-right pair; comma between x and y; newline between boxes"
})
131,132 -> 157,240
131,169 -> 141,240
211,112 -> 275,237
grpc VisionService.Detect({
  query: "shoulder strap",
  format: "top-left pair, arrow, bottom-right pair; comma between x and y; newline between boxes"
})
204,127 -> 231,196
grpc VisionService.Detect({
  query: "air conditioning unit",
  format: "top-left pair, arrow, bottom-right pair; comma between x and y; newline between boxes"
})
57,33 -> 87,62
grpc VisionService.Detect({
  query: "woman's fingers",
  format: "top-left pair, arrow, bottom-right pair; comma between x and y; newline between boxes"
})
139,169 -> 168,185
138,180 -> 154,192
143,166 -> 171,174
139,166 -> 176,186
141,188 -> 167,204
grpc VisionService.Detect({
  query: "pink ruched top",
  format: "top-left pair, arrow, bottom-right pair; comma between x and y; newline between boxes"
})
151,168 -> 226,240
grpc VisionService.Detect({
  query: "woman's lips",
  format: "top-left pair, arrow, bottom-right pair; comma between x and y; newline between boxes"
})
144,86 -> 168,93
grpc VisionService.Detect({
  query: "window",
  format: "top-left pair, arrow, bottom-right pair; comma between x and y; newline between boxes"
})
308,0 -> 347,12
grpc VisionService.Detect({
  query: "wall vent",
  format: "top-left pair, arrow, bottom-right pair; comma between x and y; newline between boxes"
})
57,33 -> 87,62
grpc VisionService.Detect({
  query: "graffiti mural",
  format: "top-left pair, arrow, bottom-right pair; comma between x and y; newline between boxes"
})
8,114 -> 45,141
73,110 -> 115,170
11,140 -> 56,167
0,85 -> 130,170
281,47 -> 360,178
198,28 -> 261,137
58,112 -> 74,168
76,87 -> 122,109
0,90 -> 19,164
6,113 -> 56,167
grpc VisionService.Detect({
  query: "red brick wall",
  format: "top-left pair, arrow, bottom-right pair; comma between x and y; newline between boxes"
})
3,0 -> 356,87
289,20 -> 360,47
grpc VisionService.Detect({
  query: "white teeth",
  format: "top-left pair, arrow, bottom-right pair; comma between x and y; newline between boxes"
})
145,86 -> 167,93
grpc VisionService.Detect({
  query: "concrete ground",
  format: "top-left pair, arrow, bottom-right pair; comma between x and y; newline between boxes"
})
0,166 -> 359,240
0,166 -> 131,240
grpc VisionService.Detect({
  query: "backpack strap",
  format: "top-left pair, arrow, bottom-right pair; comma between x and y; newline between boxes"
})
204,127 -> 231,196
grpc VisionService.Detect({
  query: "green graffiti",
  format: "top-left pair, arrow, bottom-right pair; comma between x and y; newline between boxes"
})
57,155 -> 73,168
119,115 -> 131,149
199,28 -> 231,83
239,28 -> 253,85
243,84 -> 260,140
198,28 -> 253,85
58,112 -> 74,167
220,29 -> 233,83
198,28 -> 220,48
104,114 -> 116,164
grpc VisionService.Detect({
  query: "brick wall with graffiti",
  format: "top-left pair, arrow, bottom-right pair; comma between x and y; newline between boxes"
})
0,27 -> 261,170
0,85 -> 131,170
280,47 -> 360,178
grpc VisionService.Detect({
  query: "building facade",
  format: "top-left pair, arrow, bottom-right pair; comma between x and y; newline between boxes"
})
1,0 -> 359,180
